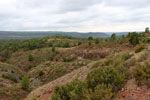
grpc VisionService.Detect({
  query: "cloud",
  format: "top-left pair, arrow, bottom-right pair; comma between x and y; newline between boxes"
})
0,0 -> 149,32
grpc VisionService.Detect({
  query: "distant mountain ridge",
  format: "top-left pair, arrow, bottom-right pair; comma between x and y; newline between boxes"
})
0,31 -> 139,39
0,31 -> 109,39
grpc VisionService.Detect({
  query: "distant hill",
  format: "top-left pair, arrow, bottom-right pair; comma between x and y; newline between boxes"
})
0,31 -> 109,39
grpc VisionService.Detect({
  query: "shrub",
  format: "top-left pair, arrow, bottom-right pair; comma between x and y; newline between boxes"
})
86,66 -> 126,92
3,51 -> 12,58
39,70 -> 44,76
82,84 -> 113,100
120,39 -> 123,44
52,46 -> 55,52
78,41 -> 82,46
88,41 -> 91,46
28,54 -> 33,61
88,36 -> 93,40
2,73 -> 18,83
51,79 -> 85,100
134,62 -> 150,86
48,42 -> 53,47
95,38 -> 100,44
63,42 -> 70,48
63,56 -> 77,62
135,44 -> 145,53
21,76 -> 29,90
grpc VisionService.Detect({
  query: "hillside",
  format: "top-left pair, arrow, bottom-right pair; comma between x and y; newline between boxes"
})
0,28 -> 150,100
0,31 -> 109,39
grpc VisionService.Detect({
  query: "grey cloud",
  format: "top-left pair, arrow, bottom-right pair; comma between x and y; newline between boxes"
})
0,0 -> 149,32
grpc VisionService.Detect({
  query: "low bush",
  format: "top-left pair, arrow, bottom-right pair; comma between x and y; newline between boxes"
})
39,70 -> 44,76
2,73 -> 18,83
52,46 -> 55,52
28,54 -> 33,61
86,66 -> 126,92
48,42 -> 53,47
51,79 -> 85,100
51,65 -> 127,100
135,44 -> 145,53
82,84 -> 113,100
63,42 -> 70,48
21,76 -> 29,90
134,62 -> 150,86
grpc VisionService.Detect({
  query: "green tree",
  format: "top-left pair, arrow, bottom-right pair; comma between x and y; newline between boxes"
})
28,54 -> 33,61
128,32 -> 139,46
111,33 -> 116,40
88,36 -> 93,40
145,27 -> 150,33
21,76 -> 29,90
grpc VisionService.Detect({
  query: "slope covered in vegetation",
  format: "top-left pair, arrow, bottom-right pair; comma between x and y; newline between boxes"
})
0,27 -> 150,100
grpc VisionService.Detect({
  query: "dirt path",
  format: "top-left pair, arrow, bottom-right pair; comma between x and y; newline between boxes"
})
116,79 -> 150,100
24,61 -> 97,100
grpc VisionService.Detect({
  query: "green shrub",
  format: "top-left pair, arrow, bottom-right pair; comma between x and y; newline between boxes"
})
51,79 -> 85,100
135,44 -> 145,53
134,62 -> 150,86
86,66 -> 126,92
82,84 -> 113,100
2,73 -> 18,83
3,51 -> 12,58
39,70 -> 44,76
48,42 -> 53,47
120,39 -> 123,44
52,46 -> 55,52
88,41 -> 91,46
63,42 -> 70,48
95,38 -> 100,44
28,54 -> 33,61
21,76 -> 29,90
78,41 -> 82,46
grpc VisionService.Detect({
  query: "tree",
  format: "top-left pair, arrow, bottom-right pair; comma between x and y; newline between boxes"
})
128,32 -> 139,46
145,27 -> 150,33
88,36 -> 93,40
28,54 -> 33,61
21,76 -> 29,90
111,33 -> 116,40
52,46 -> 55,52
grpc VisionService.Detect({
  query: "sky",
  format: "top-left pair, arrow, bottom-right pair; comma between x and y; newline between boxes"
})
0,0 -> 150,32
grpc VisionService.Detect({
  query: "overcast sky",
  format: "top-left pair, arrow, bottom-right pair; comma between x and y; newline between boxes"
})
0,0 -> 150,32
